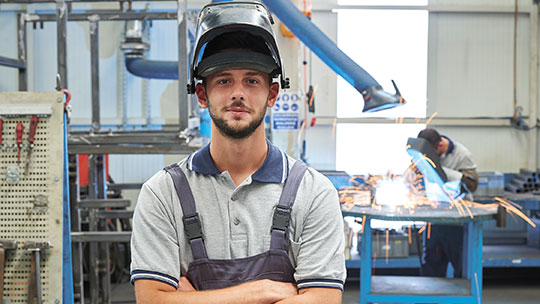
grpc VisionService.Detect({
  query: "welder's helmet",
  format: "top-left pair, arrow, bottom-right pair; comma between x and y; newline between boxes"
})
188,1 -> 289,94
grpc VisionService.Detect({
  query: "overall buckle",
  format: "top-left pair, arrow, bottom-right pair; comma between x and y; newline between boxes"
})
272,206 -> 291,232
183,213 -> 203,241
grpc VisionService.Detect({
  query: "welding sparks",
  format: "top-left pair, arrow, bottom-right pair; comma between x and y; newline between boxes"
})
375,178 -> 411,207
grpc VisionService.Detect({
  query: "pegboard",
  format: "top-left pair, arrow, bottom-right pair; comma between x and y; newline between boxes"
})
0,92 -> 65,303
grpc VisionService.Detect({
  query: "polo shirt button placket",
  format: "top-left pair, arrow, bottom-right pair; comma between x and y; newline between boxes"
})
231,194 -> 238,201
233,218 -> 240,225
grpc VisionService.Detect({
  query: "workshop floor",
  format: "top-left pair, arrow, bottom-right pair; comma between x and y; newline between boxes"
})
111,271 -> 540,303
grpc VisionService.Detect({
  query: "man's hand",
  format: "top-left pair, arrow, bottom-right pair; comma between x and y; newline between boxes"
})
177,277 -> 196,292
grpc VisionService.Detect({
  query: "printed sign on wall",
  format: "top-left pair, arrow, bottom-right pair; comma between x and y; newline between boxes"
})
272,91 -> 301,130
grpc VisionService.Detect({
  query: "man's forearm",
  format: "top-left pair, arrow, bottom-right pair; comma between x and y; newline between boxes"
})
274,288 -> 342,304
135,279 -> 297,304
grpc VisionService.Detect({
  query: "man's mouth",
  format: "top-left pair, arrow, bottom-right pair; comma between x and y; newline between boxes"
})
227,107 -> 249,115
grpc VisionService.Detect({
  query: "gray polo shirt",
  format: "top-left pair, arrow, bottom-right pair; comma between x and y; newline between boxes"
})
130,141 -> 346,291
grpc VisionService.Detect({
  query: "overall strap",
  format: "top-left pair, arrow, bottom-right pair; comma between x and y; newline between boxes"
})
164,163 -> 208,260
270,161 -> 308,251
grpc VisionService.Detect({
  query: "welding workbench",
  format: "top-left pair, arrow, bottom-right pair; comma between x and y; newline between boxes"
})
343,205 -> 498,304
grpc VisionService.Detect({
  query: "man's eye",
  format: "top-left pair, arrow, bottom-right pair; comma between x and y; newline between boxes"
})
217,79 -> 229,85
247,79 -> 259,84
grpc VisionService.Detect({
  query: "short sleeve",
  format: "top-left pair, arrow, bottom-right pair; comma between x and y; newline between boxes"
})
293,172 -> 346,291
130,178 -> 180,289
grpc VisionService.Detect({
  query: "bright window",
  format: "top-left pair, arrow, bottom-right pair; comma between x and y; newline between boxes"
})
335,7 -> 428,175
337,9 -> 428,119
336,123 -> 425,174
338,0 -> 428,6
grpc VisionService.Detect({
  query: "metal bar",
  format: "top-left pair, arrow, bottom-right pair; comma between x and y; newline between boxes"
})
98,210 -> 111,304
68,144 -> 197,154
25,11 -> 176,22
56,0 -> 68,89
97,210 -> 134,219
90,20 -> 100,132
177,0 -> 189,133
366,294 -> 477,304
88,210 -> 99,304
528,3 -> 539,171
68,155 -> 84,304
17,13 -> 28,91
472,221 -> 483,304
71,232 -> 132,243
5,0 -> 173,3
0,56 -> 25,69
359,217 -> 371,304
88,155 -> 97,200
107,183 -> 143,190
314,116 -> 514,127
462,222 -> 471,280
69,131 -> 188,144
78,199 -> 131,209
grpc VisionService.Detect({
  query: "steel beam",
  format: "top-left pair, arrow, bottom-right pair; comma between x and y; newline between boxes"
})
71,232 -> 132,243
4,0 -> 172,3
68,155 -> 84,304
177,0 -> 189,133
56,0 -> 68,89
90,20 -> 100,132
107,183 -> 143,190
17,13 -> 28,91
69,130 -> 189,144
68,144 -> 197,154
528,3 -> 538,170
97,210 -> 134,219
78,199 -> 131,209
25,11 -> 176,22
0,56 -> 25,69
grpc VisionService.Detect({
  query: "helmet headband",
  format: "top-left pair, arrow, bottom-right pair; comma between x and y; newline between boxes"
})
196,51 -> 278,78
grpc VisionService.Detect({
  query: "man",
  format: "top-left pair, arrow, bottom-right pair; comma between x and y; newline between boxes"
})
417,127 -> 478,278
130,2 -> 346,303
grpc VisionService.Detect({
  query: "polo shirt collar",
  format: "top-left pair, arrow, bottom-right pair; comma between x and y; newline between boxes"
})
441,135 -> 455,155
187,139 -> 288,183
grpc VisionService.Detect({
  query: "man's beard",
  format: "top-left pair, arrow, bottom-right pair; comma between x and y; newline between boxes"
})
208,99 -> 267,139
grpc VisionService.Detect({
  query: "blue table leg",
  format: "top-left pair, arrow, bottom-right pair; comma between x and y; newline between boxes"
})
470,221 -> 483,304
360,217 -> 372,304
463,222 -> 472,280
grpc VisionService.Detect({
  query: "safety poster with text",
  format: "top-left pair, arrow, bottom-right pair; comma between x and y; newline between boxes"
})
272,91 -> 300,130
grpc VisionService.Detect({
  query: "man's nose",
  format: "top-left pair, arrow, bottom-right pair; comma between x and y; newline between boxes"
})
231,81 -> 246,100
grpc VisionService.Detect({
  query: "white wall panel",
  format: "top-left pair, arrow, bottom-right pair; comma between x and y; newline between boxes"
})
427,12 -> 530,117
0,13 -> 18,91
435,126 -> 530,172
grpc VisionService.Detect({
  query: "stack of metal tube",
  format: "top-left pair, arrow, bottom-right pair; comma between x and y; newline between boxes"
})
506,169 -> 540,193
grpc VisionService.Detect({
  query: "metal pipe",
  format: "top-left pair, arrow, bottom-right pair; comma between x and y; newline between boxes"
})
529,3 -> 538,170
125,58 -> 178,79
56,0 -> 68,89
260,0 -> 379,93
177,0 -> 189,132
90,19 -> 100,132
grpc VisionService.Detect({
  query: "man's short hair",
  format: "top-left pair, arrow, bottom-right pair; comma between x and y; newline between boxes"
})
418,128 -> 441,149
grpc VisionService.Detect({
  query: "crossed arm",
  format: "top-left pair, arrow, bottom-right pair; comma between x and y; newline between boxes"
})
134,277 -> 342,304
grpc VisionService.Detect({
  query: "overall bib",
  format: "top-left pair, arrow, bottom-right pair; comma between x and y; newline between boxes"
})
164,161 -> 307,290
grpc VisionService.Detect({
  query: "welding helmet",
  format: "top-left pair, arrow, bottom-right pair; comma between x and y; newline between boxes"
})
187,1 -> 289,94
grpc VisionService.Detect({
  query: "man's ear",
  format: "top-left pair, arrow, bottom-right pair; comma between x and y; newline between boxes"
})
196,83 -> 208,109
267,82 -> 280,107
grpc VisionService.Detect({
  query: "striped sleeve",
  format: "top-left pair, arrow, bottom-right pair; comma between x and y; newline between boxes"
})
130,177 -> 181,289
297,279 -> 345,291
130,270 -> 179,289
